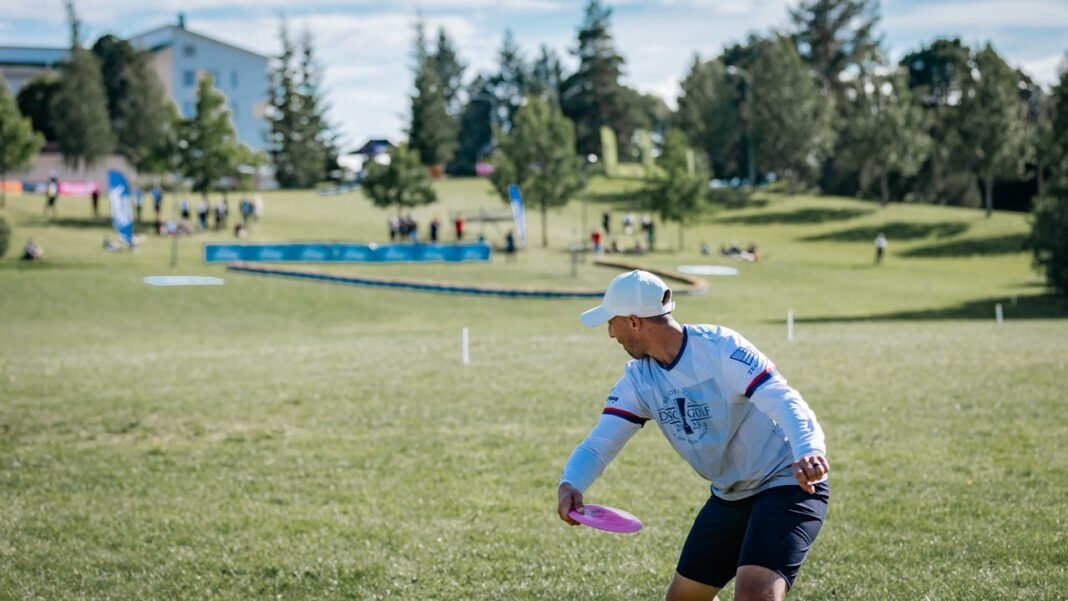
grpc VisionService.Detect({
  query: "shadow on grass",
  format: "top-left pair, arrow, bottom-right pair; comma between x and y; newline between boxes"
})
707,189 -> 770,209
800,221 -> 968,242
587,191 -> 646,210
900,233 -> 1028,258
719,207 -> 872,225
783,294 -> 1068,323
23,217 -> 114,230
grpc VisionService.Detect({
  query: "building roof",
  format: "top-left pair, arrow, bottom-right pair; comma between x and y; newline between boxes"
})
129,25 -> 269,61
0,46 -> 68,67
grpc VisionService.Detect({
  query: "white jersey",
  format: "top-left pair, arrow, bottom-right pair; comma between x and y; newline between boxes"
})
561,324 -> 826,501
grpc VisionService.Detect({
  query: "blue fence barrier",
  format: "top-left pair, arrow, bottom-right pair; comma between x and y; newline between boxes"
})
203,242 -> 491,264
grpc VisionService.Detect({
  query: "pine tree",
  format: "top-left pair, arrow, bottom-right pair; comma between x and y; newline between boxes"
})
528,45 -> 564,107
453,75 -> 494,176
1027,69 -> 1068,295
179,74 -> 243,193
361,144 -> 437,215
0,79 -> 44,207
560,0 -> 629,158
673,56 -> 742,177
52,1 -> 113,171
491,30 -> 529,133
432,28 -> 466,119
408,21 -> 456,169
116,51 -> 176,173
491,96 -> 583,247
957,45 -> 1029,217
790,0 -> 882,93
750,35 -> 835,194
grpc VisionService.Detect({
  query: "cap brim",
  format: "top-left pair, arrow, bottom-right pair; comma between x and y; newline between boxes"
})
580,305 -> 613,327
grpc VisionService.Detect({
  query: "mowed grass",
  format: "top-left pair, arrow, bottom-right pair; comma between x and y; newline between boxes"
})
1,179 -> 1066,600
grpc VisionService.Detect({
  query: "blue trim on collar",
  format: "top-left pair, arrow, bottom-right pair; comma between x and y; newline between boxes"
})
661,326 -> 688,371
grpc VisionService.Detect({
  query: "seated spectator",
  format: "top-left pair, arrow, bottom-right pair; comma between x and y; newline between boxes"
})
21,239 -> 44,261
234,222 -> 248,239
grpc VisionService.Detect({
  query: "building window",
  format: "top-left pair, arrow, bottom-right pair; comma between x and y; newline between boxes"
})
183,44 -> 195,57
231,70 -> 238,88
183,70 -> 195,87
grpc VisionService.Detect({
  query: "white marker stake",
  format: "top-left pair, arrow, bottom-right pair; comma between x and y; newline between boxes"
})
461,327 -> 470,364
995,304 -> 1003,325
787,309 -> 795,341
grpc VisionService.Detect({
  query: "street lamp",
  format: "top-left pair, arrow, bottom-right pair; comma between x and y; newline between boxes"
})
581,153 -> 598,247
726,65 -> 757,191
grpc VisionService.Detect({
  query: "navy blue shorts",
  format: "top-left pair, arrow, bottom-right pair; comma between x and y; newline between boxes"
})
676,481 -> 829,589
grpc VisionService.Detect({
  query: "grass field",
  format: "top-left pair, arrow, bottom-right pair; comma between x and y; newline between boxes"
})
1,178 -> 1066,600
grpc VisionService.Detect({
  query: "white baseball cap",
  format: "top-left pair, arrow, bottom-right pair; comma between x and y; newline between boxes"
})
580,270 -> 676,327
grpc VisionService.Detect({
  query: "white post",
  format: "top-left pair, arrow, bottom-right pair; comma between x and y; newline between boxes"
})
461,327 -> 470,365
995,304 -> 1003,326
786,309 -> 795,341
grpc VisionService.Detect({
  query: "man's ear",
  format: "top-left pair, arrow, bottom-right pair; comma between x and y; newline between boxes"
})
628,315 -> 643,331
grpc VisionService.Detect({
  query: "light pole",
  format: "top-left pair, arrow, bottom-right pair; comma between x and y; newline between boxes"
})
581,153 -> 598,245
726,65 -> 756,191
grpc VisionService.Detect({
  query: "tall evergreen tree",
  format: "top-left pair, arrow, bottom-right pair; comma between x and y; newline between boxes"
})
491,30 -> 529,133
790,0 -> 882,92
408,20 -> 457,168
269,25 -> 336,188
1028,69 -> 1068,295
491,96 -> 583,247
432,28 -> 466,119
16,73 -> 59,142
0,79 -> 44,207
179,74 -> 244,193
750,35 -> 835,194
560,0 -> 629,158
839,70 -> 931,204
644,129 -> 708,250
115,50 -> 175,173
91,34 -> 137,125
674,56 -> 741,175
452,75 -> 495,176
528,45 -> 564,107
52,0 -> 113,171
956,45 -> 1029,217
361,144 -> 437,215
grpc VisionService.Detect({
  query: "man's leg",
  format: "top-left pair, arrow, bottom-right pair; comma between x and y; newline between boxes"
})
666,572 -> 720,601
734,565 -> 787,601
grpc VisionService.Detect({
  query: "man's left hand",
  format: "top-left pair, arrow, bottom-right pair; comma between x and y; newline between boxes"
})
792,454 -> 829,494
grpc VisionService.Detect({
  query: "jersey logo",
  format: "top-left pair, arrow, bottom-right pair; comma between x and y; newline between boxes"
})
606,395 -> 619,405
730,347 -> 757,366
657,395 -> 711,437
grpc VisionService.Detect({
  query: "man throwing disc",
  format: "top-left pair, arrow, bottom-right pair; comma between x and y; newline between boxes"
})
557,270 -> 829,601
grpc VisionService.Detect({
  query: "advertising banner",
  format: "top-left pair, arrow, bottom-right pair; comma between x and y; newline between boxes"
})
203,242 -> 492,264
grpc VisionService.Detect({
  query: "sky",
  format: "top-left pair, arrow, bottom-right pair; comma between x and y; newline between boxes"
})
2,0 -> 1066,151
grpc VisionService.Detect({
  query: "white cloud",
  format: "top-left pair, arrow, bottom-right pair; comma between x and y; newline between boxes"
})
1018,53 -> 1067,86
884,0 -> 1068,30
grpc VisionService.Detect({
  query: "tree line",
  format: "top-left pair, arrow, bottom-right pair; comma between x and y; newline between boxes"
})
390,0 -> 1068,293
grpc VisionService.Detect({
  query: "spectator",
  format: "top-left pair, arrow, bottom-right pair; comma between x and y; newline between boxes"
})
252,194 -> 264,222
602,211 -> 611,235
430,217 -> 440,242
44,173 -> 59,218
622,212 -> 635,235
21,239 -> 44,261
591,230 -> 603,253
134,187 -> 144,222
90,187 -> 100,218
388,215 -> 400,241
505,230 -> 517,262
179,197 -> 191,220
151,184 -> 163,217
234,222 -> 247,238
454,215 -> 465,241
874,233 -> 887,265
196,196 -> 209,230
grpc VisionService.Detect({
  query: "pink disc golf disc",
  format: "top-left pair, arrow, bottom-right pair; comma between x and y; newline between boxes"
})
568,504 -> 643,533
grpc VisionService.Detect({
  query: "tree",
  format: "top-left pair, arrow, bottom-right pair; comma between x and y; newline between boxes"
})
901,38 -> 975,204
491,30 -> 529,133
452,75 -> 494,176
91,34 -> 137,125
839,70 -> 931,204
673,55 -> 741,176
16,73 -> 60,141
791,0 -> 882,93
0,79 -> 44,207
116,51 -> 176,173
956,45 -> 1028,217
269,25 -> 336,188
750,35 -> 835,194
560,0 -> 630,158
179,74 -> 244,194
1027,69 -> 1068,295
491,96 -> 583,247
431,28 -> 466,119
644,129 -> 708,250
408,20 -> 456,169
52,1 -> 112,171
528,45 -> 564,107
361,144 -> 437,216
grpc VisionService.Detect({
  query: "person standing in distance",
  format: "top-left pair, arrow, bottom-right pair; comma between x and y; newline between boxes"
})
557,270 -> 830,601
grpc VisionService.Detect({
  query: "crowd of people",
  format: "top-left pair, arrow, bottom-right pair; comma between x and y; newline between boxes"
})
592,210 -> 657,256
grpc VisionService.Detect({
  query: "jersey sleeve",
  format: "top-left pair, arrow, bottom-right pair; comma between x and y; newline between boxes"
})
719,335 -> 827,461
559,370 -> 652,493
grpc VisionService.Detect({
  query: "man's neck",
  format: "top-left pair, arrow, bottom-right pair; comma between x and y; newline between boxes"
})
650,322 -> 686,368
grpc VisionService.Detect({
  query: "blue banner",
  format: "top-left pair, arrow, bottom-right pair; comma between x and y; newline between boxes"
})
508,183 -> 526,247
107,170 -> 134,246
203,242 -> 492,264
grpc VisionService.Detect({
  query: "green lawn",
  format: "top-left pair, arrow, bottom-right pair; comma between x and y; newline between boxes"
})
1,179 -> 1066,600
